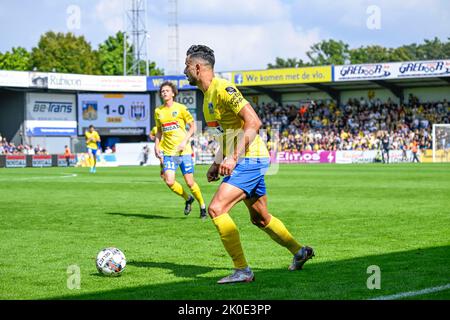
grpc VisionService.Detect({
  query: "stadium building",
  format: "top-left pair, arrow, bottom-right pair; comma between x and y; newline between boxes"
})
0,59 -> 449,168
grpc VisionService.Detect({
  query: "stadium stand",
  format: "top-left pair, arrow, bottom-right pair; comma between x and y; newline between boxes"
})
191,97 -> 449,158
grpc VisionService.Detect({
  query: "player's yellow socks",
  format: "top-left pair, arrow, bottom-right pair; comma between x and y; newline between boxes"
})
189,183 -> 205,208
212,213 -> 248,269
261,215 -> 302,255
168,181 -> 190,200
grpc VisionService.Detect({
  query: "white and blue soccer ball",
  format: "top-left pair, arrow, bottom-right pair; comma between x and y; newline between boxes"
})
96,247 -> 126,276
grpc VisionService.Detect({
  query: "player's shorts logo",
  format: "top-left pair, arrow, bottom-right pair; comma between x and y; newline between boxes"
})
82,101 -> 98,120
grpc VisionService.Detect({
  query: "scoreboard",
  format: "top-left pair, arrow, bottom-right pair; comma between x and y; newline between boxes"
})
77,94 -> 150,136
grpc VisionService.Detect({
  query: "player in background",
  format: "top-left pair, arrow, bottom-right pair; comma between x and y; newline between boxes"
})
154,81 -> 207,219
64,145 -> 72,167
184,45 -> 314,284
381,132 -> 390,164
85,125 -> 101,173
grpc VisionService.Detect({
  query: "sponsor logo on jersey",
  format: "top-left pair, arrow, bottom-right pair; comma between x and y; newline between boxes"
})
162,121 -> 180,132
225,86 -> 237,95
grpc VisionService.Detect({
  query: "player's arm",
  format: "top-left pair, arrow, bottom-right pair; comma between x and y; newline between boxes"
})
177,121 -> 196,153
219,103 -> 261,176
154,128 -> 163,160
85,132 -> 90,143
177,107 -> 195,153
233,104 -> 261,161
207,146 -> 223,182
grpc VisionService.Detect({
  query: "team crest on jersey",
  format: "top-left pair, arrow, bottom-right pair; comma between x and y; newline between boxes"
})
172,111 -> 178,117
225,86 -> 237,95
208,102 -> 214,115
129,104 -> 147,121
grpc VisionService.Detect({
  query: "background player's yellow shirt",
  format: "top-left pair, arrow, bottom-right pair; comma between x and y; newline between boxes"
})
155,102 -> 194,156
203,78 -> 269,158
85,131 -> 100,150
150,126 -> 158,136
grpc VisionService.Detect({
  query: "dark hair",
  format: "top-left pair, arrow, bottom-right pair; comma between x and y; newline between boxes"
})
89,125 -> 94,129
159,81 -> 178,98
186,45 -> 215,68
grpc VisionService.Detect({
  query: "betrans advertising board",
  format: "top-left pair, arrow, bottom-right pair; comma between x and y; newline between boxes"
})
25,93 -> 77,136
77,93 -> 150,136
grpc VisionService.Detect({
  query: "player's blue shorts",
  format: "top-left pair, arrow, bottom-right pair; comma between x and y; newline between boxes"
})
87,148 -> 98,156
223,157 -> 270,199
163,154 -> 194,175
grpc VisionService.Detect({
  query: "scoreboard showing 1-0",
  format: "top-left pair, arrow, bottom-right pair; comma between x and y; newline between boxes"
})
77,93 -> 150,136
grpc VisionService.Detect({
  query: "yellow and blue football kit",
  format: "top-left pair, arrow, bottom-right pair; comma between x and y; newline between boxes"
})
155,102 -> 205,210
155,102 -> 194,175
85,130 -> 100,156
203,78 -> 304,272
203,77 -> 270,198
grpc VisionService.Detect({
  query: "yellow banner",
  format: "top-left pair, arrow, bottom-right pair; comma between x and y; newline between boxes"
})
421,149 -> 450,163
232,66 -> 332,86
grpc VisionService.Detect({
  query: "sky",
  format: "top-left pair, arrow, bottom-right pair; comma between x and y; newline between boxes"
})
0,0 -> 449,74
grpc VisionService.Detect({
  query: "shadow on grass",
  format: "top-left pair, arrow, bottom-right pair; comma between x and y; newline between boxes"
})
127,261 -> 230,279
51,245 -> 450,300
107,212 -> 185,220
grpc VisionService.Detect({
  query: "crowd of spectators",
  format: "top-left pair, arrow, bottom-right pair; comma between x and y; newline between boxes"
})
193,95 -> 449,154
3,95 -> 449,156
0,135 -> 49,155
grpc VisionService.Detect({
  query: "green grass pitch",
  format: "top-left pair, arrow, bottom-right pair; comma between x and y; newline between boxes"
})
0,163 -> 449,300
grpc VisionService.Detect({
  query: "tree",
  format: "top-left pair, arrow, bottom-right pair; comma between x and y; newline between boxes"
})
419,37 -> 447,60
145,60 -> 164,76
0,47 -> 31,71
98,31 -> 132,75
349,45 -> 392,64
267,57 -> 310,69
306,39 -> 350,65
267,37 -> 450,69
98,31 -> 164,76
30,31 -> 101,74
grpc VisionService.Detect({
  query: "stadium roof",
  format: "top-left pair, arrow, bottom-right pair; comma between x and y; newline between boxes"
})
239,76 -> 450,104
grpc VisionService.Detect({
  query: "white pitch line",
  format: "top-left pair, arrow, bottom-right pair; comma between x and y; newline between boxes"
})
61,174 -> 77,178
0,173 -> 77,181
369,283 -> 450,300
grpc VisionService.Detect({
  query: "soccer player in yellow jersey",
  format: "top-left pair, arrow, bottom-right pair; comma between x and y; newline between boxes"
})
85,125 -> 101,173
184,45 -> 314,284
154,81 -> 207,219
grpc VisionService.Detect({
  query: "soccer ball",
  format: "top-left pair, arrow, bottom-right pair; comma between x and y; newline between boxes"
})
96,247 -> 126,276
